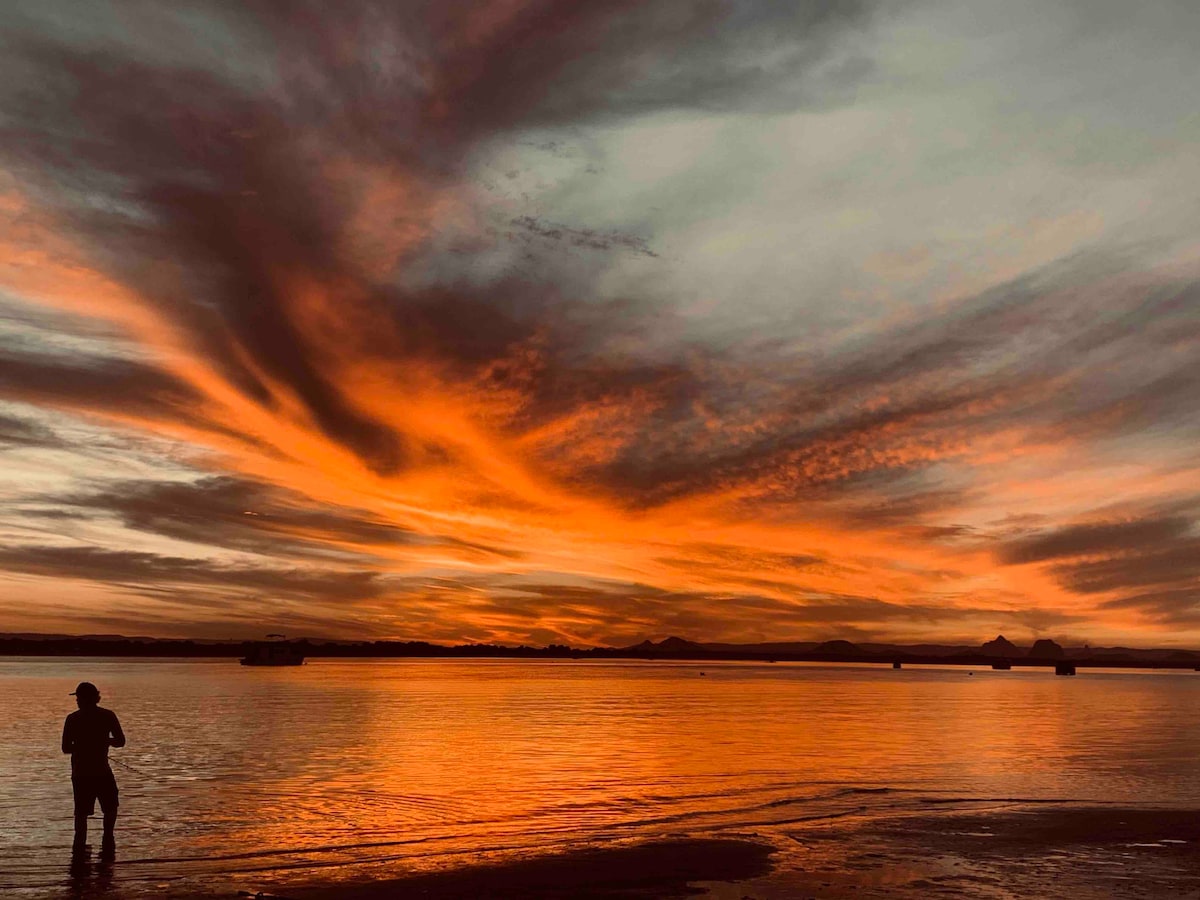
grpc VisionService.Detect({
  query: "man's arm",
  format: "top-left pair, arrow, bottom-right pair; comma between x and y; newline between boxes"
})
109,712 -> 126,749
62,717 -> 73,754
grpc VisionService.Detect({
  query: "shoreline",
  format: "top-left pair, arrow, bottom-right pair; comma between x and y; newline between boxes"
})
283,837 -> 774,899
768,804 -> 1200,898
8,648 -> 1200,672
45,803 -> 1200,898
8,641 -> 1200,672
260,805 -> 1200,900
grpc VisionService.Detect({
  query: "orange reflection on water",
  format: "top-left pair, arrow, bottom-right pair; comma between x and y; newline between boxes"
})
6,658 -> 1200,896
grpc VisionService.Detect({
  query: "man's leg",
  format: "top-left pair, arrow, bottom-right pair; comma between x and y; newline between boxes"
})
72,813 -> 88,851
100,812 -> 116,856
71,777 -> 91,852
99,773 -> 118,855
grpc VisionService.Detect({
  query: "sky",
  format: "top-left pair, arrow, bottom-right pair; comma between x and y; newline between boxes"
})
0,1 -> 1197,647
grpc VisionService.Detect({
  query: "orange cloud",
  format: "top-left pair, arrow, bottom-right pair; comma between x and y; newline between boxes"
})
0,3 -> 1197,646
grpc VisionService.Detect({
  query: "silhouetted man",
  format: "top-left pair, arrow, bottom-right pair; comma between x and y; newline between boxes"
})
62,681 -> 125,855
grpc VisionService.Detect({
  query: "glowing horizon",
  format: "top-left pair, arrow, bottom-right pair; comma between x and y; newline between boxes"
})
1,2 -> 1197,646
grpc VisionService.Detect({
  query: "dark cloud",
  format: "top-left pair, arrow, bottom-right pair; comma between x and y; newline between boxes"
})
456,574 -> 1076,644
45,475 -> 521,563
998,510 -> 1200,626
64,476 -> 422,561
0,296 -> 129,344
0,412 -> 61,449
0,348 -> 201,419
1053,539 -> 1200,595
534,261 -> 1200,509
701,590 -> 1090,636
823,486 -> 970,529
0,1 -> 883,478
1101,588 -> 1200,626
0,544 -> 388,602
3,33 -> 400,472
414,1 -> 882,136
5,2 -> 1193,505
998,517 -> 1191,565
1,1 -> 1197,643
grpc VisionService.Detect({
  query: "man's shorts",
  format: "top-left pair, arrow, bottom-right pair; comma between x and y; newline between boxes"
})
72,770 -> 118,817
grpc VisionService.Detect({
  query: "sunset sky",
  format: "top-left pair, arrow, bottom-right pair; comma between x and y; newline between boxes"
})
1,1 -> 1197,646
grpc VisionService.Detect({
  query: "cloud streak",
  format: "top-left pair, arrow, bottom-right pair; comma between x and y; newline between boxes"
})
0,0 -> 1197,644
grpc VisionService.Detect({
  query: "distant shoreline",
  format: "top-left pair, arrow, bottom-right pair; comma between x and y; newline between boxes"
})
4,634 -> 1200,670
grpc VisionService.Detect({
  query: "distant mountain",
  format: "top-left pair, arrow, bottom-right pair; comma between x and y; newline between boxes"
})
0,632 -> 79,640
626,636 -> 705,654
0,632 -> 242,643
700,641 -> 819,654
1075,645 -> 1138,659
1028,638 -> 1065,659
981,635 -> 1021,657
860,642 -> 976,657
811,639 -> 862,655
7,632 -> 1200,668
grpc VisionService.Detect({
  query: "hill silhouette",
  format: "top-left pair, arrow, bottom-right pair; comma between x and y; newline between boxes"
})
981,635 -> 1020,656
811,639 -> 862,656
1028,638 -> 1065,659
627,636 -> 705,654
5,632 -> 1200,670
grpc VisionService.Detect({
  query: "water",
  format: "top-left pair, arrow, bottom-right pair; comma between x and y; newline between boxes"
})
2,657 -> 1199,896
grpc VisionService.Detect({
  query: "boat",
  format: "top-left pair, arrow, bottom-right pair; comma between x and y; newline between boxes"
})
240,634 -> 305,666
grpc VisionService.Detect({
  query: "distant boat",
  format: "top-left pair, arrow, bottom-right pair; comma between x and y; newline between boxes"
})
241,635 -> 304,667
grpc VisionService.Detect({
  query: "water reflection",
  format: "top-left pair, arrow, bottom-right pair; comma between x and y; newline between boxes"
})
2,659 -> 1200,896
66,848 -> 114,899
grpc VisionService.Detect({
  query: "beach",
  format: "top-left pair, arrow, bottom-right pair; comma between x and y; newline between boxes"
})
284,836 -> 772,899
50,803 -> 1200,898
273,806 -> 1200,899
763,805 -> 1200,899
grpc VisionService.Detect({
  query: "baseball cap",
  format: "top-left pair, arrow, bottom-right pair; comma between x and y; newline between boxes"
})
70,681 -> 100,698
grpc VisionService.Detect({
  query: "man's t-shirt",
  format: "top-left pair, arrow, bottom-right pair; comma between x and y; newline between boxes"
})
62,707 -> 125,777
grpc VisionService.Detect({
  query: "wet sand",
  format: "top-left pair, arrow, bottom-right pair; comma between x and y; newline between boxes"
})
747,805 -> 1200,898
285,837 -> 774,899
276,806 -> 1200,899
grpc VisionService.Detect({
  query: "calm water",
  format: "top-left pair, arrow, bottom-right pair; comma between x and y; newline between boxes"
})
2,657 -> 1199,896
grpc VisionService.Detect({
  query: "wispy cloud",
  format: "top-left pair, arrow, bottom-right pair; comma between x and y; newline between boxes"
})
0,1 -> 1197,644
